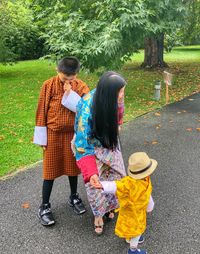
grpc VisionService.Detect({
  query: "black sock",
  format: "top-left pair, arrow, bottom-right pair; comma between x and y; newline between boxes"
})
42,180 -> 54,204
68,176 -> 78,197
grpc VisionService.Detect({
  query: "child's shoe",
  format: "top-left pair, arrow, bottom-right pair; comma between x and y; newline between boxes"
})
38,203 -> 55,226
126,235 -> 144,244
67,193 -> 86,215
138,235 -> 144,244
127,248 -> 147,254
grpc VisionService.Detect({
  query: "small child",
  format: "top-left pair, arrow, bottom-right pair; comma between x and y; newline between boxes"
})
100,152 -> 157,254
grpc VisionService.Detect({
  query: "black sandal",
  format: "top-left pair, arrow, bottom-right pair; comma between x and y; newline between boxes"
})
104,210 -> 115,221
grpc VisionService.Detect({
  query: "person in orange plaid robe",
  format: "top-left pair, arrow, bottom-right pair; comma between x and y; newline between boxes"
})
33,57 -> 89,226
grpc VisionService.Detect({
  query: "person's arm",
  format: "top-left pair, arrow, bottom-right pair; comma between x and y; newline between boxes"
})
146,195 -> 154,212
76,155 -> 99,184
61,80 -> 90,112
61,90 -> 81,113
101,178 -> 129,198
74,93 -> 98,183
33,81 -> 51,147
102,179 -> 130,208
101,181 -> 117,194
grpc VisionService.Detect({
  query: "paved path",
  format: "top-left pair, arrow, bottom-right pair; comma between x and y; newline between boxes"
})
1,93 -> 200,254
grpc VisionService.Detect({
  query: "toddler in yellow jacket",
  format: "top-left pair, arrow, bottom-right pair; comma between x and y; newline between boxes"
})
100,152 -> 158,254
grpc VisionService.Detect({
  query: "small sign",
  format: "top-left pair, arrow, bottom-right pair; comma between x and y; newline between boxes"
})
163,71 -> 173,86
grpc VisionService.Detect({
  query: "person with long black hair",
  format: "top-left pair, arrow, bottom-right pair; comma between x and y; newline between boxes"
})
73,71 -> 127,234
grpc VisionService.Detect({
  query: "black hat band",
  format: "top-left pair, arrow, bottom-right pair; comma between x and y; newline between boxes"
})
129,161 -> 152,175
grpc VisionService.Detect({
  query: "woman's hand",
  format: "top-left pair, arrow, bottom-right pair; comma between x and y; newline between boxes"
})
90,174 -> 102,189
40,146 -> 46,150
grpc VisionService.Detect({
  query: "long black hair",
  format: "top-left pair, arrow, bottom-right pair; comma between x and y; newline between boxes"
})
92,71 -> 126,149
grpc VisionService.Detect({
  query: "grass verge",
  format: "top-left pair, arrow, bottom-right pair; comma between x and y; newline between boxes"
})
0,46 -> 200,176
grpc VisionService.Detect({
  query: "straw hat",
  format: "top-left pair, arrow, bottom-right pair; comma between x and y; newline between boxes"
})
128,152 -> 158,179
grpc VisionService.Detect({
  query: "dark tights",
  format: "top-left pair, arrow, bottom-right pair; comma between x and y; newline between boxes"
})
42,176 -> 78,204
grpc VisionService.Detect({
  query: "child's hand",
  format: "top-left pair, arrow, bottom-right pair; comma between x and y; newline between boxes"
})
64,81 -> 72,96
40,145 -> 46,150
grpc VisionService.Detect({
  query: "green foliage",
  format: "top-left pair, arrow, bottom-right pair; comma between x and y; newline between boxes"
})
164,31 -> 183,52
164,0 -> 200,50
30,0 -> 187,71
143,0 -> 187,35
0,0 -> 44,63
33,0 -> 147,71
180,0 -> 200,45
0,1 -> 17,62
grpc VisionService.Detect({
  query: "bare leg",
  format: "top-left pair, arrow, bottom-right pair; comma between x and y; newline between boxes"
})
94,216 -> 104,235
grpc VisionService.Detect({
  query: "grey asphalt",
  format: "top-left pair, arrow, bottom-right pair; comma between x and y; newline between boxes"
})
1,93 -> 200,254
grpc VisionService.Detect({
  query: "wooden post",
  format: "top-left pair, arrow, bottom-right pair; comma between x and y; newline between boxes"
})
166,82 -> 169,104
163,71 -> 173,104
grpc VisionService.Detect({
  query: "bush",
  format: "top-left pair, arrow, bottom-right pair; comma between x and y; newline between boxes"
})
0,0 -> 45,63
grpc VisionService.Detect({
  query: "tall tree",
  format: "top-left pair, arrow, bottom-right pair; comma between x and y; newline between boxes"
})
31,0 -> 148,71
141,0 -> 188,68
142,34 -> 166,68
31,0 -> 188,71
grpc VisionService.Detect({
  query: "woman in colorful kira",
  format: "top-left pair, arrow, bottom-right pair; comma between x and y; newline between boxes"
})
74,71 -> 127,234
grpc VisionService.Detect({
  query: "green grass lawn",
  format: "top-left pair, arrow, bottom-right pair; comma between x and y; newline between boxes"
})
0,46 -> 200,177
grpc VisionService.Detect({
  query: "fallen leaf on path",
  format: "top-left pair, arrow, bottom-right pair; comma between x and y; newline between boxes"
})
182,110 -> 187,113
22,203 -> 30,209
155,124 -> 161,129
196,128 -> 200,131
154,112 -> 161,116
151,140 -> 158,145
186,128 -> 193,132
188,99 -> 194,101
177,112 -> 182,114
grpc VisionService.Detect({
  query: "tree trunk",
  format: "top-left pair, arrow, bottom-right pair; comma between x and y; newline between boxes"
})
141,34 -> 168,68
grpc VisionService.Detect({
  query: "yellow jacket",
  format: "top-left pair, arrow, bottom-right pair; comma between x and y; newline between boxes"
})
115,176 -> 152,238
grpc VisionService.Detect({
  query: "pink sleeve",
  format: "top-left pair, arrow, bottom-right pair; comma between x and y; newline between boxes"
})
118,102 -> 124,125
76,155 -> 98,183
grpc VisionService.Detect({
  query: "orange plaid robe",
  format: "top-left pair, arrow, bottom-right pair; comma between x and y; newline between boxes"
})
35,75 -> 89,179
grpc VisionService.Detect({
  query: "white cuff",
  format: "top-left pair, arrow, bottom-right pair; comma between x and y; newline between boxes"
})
146,195 -> 154,212
33,126 -> 47,146
101,181 -> 117,194
61,91 -> 81,112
